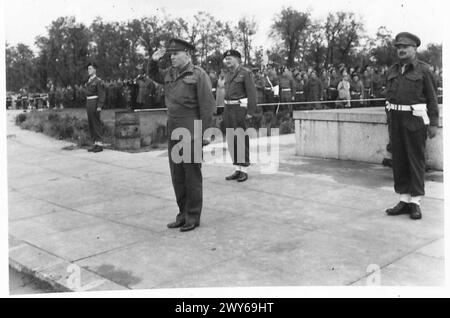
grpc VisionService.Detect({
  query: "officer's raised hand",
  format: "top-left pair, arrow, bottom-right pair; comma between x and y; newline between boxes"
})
152,48 -> 166,62
428,125 -> 437,139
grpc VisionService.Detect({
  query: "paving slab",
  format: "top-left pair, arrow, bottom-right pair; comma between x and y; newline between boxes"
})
6,110 -> 445,291
8,197 -> 64,221
241,230 -> 421,286
25,221 -> 155,262
18,178 -> 136,210
76,236 -> 232,289
351,252 -> 445,286
9,209 -> 105,242
415,238 -> 445,259
75,193 -> 173,221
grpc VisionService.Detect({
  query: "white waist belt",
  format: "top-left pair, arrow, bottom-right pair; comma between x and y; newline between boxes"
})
281,88 -> 291,92
225,98 -> 248,108
386,102 -> 429,125
87,95 -> 98,100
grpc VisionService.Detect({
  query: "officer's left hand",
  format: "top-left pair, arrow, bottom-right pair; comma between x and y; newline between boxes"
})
428,126 -> 438,139
96,107 -> 102,112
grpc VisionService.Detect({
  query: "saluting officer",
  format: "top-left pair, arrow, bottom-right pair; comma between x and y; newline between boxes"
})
85,63 -> 106,153
150,39 -> 214,232
223,50 -> 257,182
385,32 -> 439,220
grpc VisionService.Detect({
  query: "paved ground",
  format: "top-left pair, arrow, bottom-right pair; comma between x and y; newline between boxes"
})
7,110 -> 445,293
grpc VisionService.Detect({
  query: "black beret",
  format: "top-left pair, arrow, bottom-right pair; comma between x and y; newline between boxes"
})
395,32 -> 421,47
87,62 -> 98,69
223,49 -> 241,59
166,38 -> 195,53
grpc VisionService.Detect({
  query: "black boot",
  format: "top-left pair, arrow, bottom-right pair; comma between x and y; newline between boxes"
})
225,170 -> 241,180
409,203 -> 422,220
167,220 -> 185,229
237,172 -> 248,182
386,201 -> 410,216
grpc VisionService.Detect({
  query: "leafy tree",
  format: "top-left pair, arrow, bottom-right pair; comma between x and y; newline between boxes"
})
418,44 -> 442,69
369,26 -> 397,67
270,7 -> 311,67
5,43 -> 37,91
236,16 -> 258,65
35,16 -> 90,87
301,21 -> 327,69
324,12 -> 364,66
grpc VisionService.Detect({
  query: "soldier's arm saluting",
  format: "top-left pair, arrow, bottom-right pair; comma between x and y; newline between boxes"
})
148,48 -> 168,84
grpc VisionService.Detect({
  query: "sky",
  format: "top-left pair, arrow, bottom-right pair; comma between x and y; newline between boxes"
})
3,0 -> 447,53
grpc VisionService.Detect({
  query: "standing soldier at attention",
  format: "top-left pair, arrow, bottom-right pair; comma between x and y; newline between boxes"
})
222,50 -> 257,183
278,67 -> 296,113
150,39 -> 214,232
85,63 -> 106,153
385,32 -> 439,220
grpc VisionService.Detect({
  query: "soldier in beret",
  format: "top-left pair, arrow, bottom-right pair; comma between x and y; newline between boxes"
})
222,49 -> 257,182
385,32 -> 439,220
150,38 -> 215,232
84,63 -> 106,153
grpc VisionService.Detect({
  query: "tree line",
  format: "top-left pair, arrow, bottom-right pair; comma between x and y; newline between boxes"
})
6,7 -> 442,92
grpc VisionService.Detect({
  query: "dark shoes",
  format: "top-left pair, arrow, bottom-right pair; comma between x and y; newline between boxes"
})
167,220 -> 185,229
87,145 -> 103,153
386,201 -> 410,216
225,171 -> 248,182
409,203 -> 422,220
237,172 -> 248,182
225,171 -> 241,180
386,201 -> 422,220
167,220 -> 200,232
180,223 -> 200,232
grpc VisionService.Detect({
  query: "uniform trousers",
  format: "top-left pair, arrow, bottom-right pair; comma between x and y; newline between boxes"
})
168,138 -> 203,226
389,110 -> 427,197
167,116 -> 204,226
224,104 -> 250,167
86,98 -> 102,142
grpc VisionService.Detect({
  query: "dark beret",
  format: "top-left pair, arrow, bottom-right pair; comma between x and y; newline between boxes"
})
223,49 -> 241,59
395,32 -> 421,47
166,38 -> 195,53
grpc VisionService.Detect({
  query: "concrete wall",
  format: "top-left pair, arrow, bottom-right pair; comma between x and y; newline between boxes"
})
293,107 -> 443,171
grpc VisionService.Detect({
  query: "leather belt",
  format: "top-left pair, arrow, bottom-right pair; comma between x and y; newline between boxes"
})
87,95 -> 98,100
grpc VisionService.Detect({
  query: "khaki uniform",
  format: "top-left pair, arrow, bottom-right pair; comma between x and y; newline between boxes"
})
84,76 -> 105,142
149,60 -> 214,226
386,59 -> 439,197
223,65 -> 257,167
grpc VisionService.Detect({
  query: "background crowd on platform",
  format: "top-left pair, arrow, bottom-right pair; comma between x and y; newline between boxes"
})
6,61 -> 443,112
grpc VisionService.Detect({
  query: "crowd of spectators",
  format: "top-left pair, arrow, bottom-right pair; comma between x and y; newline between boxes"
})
208,63 -> 443,113
7,62 -> 442,112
